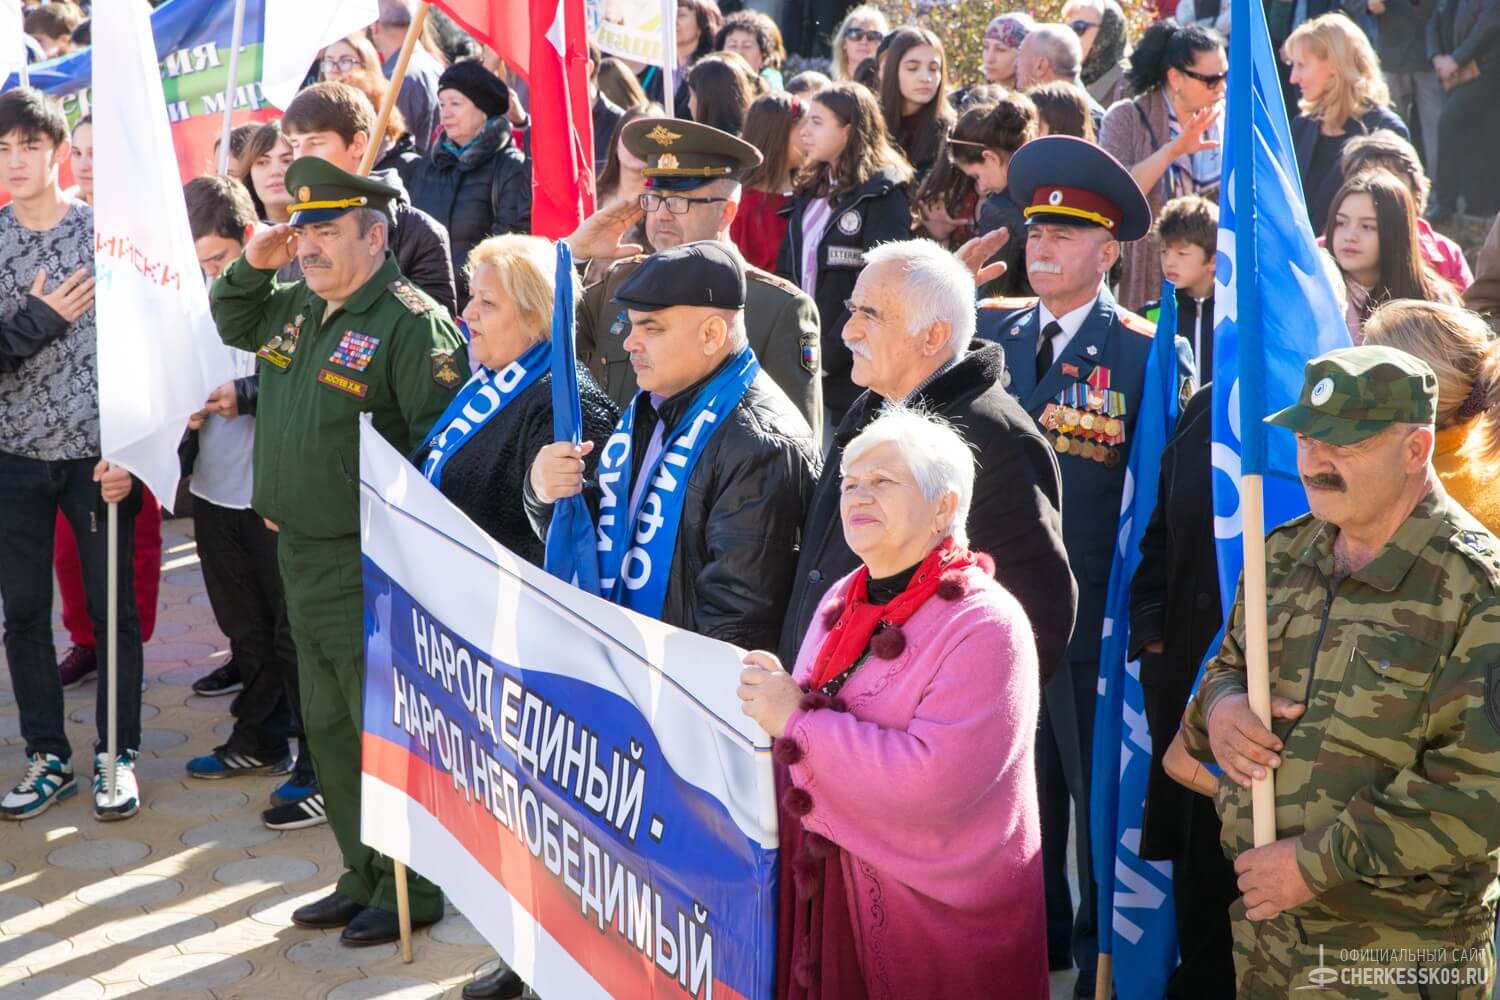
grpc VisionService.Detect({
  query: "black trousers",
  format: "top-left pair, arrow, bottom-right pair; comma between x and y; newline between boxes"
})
1166,792 -> 1238,998
193,497 -> 310,778
1037,658 -> 1098,975
1434,73 -> 1500,216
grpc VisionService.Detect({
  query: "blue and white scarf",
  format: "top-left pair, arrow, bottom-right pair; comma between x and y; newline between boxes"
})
595,348 -> 761,616
418,339 -> 551,487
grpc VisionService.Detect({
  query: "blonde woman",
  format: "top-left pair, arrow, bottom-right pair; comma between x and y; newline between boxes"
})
829,4 -> 889,82
1284,12 -> 1408,232
1361,299 -> 1500,532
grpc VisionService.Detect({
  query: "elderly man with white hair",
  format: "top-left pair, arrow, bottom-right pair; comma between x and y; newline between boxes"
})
1017,23 -> 1107,133
742,406 -> 1050,998
779,239 -> 1074,688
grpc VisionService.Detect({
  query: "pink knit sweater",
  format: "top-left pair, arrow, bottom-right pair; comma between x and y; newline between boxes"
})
781,563 -> 1049,1000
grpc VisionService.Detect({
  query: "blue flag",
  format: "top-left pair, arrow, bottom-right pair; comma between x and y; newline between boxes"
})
1090,286 -> 1181,999
1211,0 -> 1350,619
542,241 -> 602,594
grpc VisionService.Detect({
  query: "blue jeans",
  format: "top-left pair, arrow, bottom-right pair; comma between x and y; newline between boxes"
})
0,452 -> 144,760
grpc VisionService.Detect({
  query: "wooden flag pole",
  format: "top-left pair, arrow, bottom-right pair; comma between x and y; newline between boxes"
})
394,859 -> 414,963
1094,954 -> 1112,1000
1242,474 -> 1277,846
358,2 -> 429,176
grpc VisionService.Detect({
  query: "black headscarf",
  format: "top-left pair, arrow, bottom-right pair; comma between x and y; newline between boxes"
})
1081,2 -> 1130,87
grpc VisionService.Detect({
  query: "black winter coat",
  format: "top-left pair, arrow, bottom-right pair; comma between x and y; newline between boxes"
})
778,167 -> 911,424
1127,385 -> 1223,861
422,364 -> 617,567
409,117 -> 533,307
375,132 -> 424,194
528,366 -> 820,650
777,343 -> 1076,681
1292,104 -> 1410,233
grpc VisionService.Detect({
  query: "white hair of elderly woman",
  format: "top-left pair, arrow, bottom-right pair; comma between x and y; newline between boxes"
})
841,405 -> 976,547
863,239 -> 977,352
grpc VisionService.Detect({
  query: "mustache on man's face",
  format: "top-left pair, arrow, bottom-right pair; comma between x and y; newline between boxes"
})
1029,260 -> 1062,275
1303,472 -> 1347,492
300,255 -> 333,269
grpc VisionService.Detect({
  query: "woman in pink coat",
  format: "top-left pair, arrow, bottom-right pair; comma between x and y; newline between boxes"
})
739,406 -> 1048,1000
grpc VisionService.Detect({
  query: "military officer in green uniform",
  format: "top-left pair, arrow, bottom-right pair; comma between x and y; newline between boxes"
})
572,117 -> 823,440
1181,346 -> 1500,998
210,158 -> 464,945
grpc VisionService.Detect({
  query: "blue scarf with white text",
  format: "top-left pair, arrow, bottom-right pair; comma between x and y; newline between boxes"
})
418,339 -> 551,487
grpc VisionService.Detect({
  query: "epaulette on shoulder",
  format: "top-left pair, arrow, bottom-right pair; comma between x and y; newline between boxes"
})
1448,521 -> 1500,589
388,280 -> 432,316
747,266 -> 799,295
1118,308 -> 1156,337
978,295 -> 1038,311
604,253 -> 648,277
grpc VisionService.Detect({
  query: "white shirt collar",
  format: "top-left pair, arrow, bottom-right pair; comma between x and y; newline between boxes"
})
1036,287 -> 1103,362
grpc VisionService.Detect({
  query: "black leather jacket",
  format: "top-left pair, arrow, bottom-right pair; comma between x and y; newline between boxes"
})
528,367 -> 820,650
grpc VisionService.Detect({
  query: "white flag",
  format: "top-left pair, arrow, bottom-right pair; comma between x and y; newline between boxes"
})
94,1 -> 233,509
261,0 -> 380,110
0,0 -> 25,87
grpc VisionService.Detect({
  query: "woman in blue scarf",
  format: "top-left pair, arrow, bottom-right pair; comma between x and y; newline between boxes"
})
416,234 -> 617,563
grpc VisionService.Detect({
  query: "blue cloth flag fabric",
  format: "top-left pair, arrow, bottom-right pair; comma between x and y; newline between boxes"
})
418,339 -> 551,488
1211,0 -> 1351,618
543,241 -> 602,595
1090,286 -> 1181,999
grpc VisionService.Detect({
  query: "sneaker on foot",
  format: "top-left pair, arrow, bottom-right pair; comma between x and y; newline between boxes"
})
191,662 -> 243,696
1,753 -> 77,820
58,646 -> 97,690
263,792 -> 327,830
92,751 -> 139,821
186,746 -> 293,779
270,776 -> 319,807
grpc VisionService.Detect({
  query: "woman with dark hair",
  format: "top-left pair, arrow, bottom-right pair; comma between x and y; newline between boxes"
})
1324,171 -> 1461,338
1099,20 -> 1226,309
733,93 -> 807,271
638,0 -> 721,117
586,104 -> 662,286
686,51 -> 763,135
1284,13 -> 1409,232
1029,80 -> 1098,141
1067,0 -> 1135,108
716,9 -> 786,90
596,56 -> 649,111
947,95 -> 1039,296
244,120 -> 294,223
877,27 -> 955,182
780,82 -> 914,427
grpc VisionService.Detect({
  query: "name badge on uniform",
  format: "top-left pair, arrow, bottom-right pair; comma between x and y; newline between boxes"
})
317,368 -> 369,398
827,246 -> 865,269
330,331 -> 381,371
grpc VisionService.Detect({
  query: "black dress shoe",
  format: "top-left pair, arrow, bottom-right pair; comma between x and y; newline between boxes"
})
462,965 -> 526,1000
339,905 -> 439,946
291,892 -> 364,929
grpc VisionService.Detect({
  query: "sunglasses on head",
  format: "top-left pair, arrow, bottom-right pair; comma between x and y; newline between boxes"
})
844,27 -> 885,43
1178,66 -> 1228,86
1068,18 -> 1100,34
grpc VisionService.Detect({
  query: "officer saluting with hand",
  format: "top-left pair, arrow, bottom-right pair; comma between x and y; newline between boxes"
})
979,134 -> 1195,997
210,158 -> 465,946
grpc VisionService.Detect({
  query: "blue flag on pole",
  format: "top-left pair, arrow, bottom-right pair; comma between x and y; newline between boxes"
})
1211,0 -> 1350,616
1090,286 -> 1182,999
542,241 -> 602,594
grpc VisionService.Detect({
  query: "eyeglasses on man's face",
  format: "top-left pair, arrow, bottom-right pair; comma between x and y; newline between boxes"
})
638,193 -> 728,215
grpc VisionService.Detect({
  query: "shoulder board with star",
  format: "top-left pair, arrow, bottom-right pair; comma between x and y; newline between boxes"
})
747,265 -> 800,296
388,280 -> 432,316
978,295 -> 1039,312
1118,308 -> 1157,338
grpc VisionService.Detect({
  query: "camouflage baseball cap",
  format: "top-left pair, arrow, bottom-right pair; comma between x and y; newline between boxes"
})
1265,345 -> 1437,445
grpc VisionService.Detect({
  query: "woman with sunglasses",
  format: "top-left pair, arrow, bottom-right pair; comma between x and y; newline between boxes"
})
1064,0 -> 1134,110
1284,13 -> 1409,233
1099,20 -> 1226,310
829,5 -> 889,82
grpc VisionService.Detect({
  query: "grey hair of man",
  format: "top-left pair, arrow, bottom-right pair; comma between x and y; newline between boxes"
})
349,206 -> 390,252
862,239 -> 976,359
378,0 -> 416,27
841,405 -> 976,546
1029,23 -> 1083,81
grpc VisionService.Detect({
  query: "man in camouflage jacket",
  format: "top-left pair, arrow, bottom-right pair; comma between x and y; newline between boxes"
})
1181,346 -> 1500,998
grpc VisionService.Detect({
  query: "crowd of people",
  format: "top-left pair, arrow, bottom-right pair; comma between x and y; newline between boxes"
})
6,0 -> 1500,998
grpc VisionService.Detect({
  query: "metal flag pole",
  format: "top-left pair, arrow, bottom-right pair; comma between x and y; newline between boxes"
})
659,0 -> 676,119
215,0 -> 249,176
105,497 -> 119,803
359,1 -> 429,176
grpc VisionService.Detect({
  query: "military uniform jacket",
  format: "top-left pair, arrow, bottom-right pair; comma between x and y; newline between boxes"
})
1182,489 -> 1500,939
980,286 -> 1195,663
576,254 -> 822,437
210,253 -> 467,540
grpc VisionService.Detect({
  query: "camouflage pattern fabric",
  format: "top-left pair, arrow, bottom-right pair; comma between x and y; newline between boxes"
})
1181,486 -> 1500,997
1266,345 -> 1439,446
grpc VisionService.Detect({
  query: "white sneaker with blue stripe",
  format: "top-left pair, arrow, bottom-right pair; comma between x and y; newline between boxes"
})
92,751 -> 139,822
1,753 -> 77,820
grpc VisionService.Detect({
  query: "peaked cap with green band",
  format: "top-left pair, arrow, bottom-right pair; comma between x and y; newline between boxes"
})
285,158 -> 399,225
1265,345 -> 1438,445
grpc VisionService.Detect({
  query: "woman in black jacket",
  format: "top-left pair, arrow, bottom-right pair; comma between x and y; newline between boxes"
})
949,92 -> 1040,298
409,60 -> 532,309
1426,0 -> 1500,220
416,234 -> 617,565
778,82 -> 913,428
1284,13 -> 1409,232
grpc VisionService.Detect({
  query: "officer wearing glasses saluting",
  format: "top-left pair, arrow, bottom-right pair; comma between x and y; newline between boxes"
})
572,117 -> 823,441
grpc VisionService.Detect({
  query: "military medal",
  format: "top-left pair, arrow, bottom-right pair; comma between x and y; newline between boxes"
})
1054,434 -> 1071,454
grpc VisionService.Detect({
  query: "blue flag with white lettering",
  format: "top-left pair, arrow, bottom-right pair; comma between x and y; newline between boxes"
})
1090,286 -> 1180,999
1211,0 -> 1349,618
543,241 -> 602,595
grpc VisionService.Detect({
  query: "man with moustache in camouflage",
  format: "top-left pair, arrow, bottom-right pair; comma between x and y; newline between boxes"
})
1180,345 -> 1500,998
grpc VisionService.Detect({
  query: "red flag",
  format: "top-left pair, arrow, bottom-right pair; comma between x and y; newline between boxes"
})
431,0 -> 595,237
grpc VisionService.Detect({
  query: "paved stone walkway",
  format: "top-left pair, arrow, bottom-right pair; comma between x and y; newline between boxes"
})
0,516 -> 498,999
